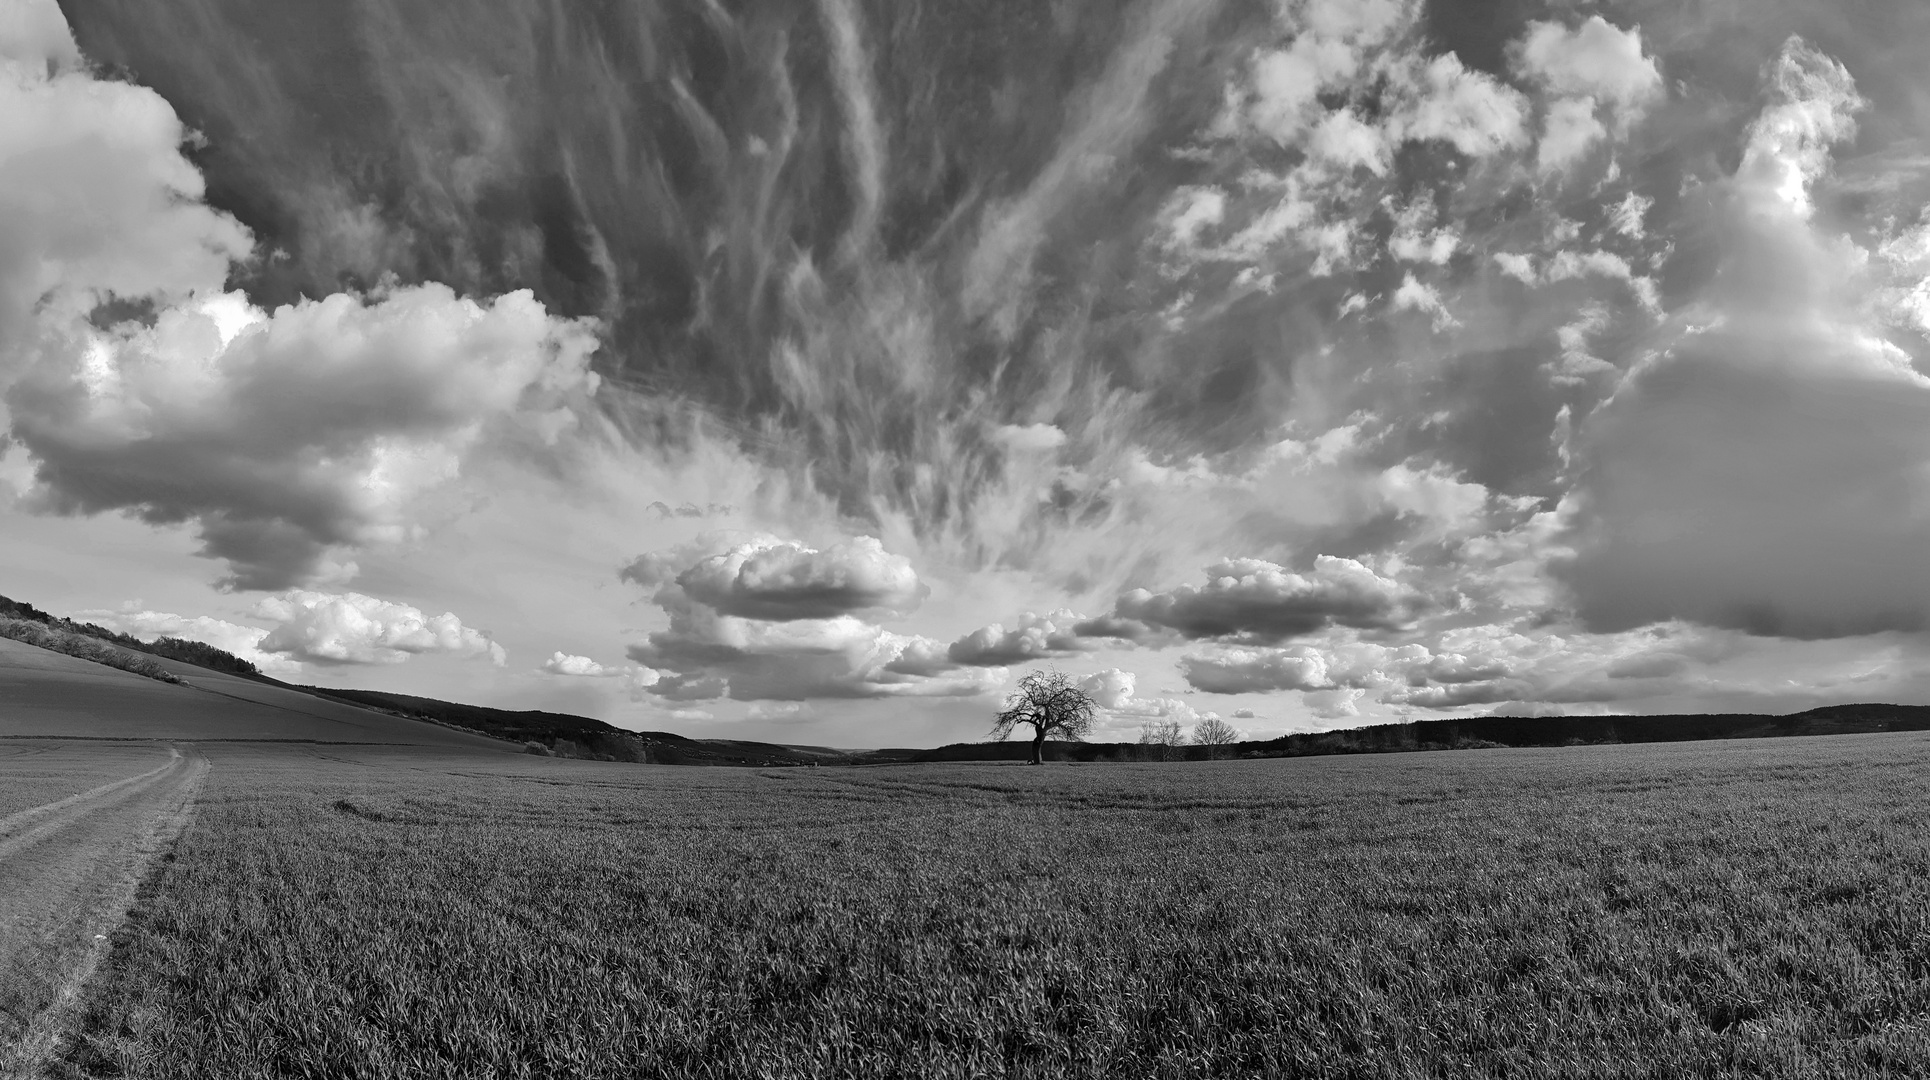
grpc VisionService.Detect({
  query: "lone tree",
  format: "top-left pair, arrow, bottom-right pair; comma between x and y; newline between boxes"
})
1191,715 -> 1242,759
992,669 -> 1098,765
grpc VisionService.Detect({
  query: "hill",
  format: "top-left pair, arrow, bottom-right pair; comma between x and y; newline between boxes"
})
0,592 -> 261,677
290,686 -> 852,766
863,703 -> 1930,764
0,636 -> 508,748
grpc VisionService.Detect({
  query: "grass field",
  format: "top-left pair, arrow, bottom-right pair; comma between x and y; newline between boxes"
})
53,734 -> 1930,1079
0,742 -> 176,820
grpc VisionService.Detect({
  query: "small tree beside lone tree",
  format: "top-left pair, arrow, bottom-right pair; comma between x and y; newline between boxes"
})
992,669 -> 1098,765
1138,718 -> 1185,761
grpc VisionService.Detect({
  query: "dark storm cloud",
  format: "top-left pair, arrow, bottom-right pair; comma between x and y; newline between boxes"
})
1560,37 -> 1930,640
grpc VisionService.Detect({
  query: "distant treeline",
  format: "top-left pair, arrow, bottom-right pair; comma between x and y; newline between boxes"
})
859,703 -> 1930,765
0,592 -> 259,676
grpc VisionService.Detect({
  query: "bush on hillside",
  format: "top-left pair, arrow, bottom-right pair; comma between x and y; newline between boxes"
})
0,617 -> 183,685
0,592 -> 259,677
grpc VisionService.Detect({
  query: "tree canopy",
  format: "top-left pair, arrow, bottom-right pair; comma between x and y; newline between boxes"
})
991,669 -> 1098,765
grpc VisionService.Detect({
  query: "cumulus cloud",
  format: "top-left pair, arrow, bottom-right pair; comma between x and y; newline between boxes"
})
252,590 -> 505,666
989,422 -> 1069,453
0,26 -> 249,354
674,535 -> 924,621
1514,17 -> 1662,175
1077,667 -> 1138,709
946,609 -> 1123,666
1515,18 -> 1663,114
9,287 -> 600,589
67,607 -> 300,675
0,18 -> 601,591
541,652 -> 610,677
1117,554 -> 1426,643
1390,54 -> 1528,158
1180,645 -> 1332,694
621,535 -> 998,701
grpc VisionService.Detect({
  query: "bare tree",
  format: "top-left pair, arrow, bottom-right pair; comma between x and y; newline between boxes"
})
1137,718 -> 1184,761
1190,715 -> 1242,754
992,669 -> 1098,765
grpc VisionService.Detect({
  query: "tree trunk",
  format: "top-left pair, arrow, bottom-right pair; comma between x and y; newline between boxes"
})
1030,727 -> 1046,765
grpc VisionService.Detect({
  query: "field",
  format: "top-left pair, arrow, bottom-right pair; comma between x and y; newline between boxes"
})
48,733 -> 1930,1079
0,742 -> 174,820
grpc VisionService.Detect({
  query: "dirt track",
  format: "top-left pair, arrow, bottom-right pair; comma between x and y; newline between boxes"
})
0,744 -> 207,1076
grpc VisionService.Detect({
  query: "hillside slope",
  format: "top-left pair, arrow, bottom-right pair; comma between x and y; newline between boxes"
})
292,686 -> 847,765
0,638 -> 508,749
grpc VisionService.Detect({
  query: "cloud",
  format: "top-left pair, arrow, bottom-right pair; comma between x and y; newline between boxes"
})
946,609 -> 1123,666
673,534 -> 925,621
1390,274 -> 1457,329
622,535 -> 1000,702
8,286 -> 600,590
1514,18 -> 1662,115
619,664 -> 667,701
252,590 -> 505,666
1077,668 -> 1138,709
1609,192 -> 1651,239
0,26 -> 249,354
1390,54 -> 1528,158
1118,554 -> 1426,643
67,607 -> 300,675
989,423 -> 1069,453
1536,98 -> 1608,175
1606,652 -> 1689,680
541,652 -> 610,677
1309,109 -> 1389,175
0,20 -> 601,591
1559,37 -> 1930,639
1388,196 -> 1458,265
1514,17 -> 1662,174
1735,36 -> 1864,220
1493,252 -> 1537,284
1180,645 -> 1331,693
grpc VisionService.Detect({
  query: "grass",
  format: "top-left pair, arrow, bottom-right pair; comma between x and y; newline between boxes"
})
54,735 -> 1930,1078
0,742 -> 177,820
0,619 -> 181,686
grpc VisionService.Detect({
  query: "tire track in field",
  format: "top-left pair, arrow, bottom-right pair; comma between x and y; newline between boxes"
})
0,745 -> 208,1077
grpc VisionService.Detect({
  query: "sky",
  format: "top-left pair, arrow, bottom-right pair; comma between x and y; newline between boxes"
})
6,0 -> 1930,747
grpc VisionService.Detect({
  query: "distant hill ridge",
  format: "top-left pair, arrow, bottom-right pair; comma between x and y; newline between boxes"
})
291,686 -> 846,766
875,703 -> 1930,764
